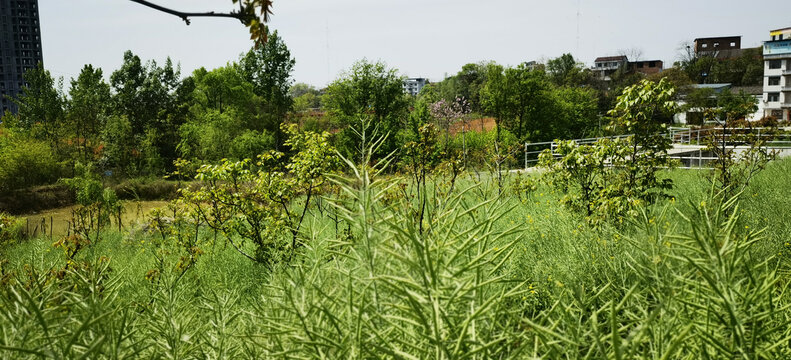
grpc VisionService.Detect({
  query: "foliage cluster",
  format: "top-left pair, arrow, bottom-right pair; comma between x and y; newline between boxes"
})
539,79 -> 678,225
178,125 -> 337,266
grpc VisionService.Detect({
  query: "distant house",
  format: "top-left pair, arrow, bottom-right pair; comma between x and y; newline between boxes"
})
674,83 -> 764,124
592,55 -> 629,81
628,60 -> 664,75
693,36 -> 744,60
403,78 -> 429,96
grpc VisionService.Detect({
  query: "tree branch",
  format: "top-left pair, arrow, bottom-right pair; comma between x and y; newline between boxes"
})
129,0 -> 251,25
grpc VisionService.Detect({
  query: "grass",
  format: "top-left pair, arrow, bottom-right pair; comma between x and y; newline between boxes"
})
1,158 -> 791,358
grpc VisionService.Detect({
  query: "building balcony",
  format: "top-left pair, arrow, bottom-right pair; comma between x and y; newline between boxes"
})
764,39 -> 791,56
783,86 -> 791,92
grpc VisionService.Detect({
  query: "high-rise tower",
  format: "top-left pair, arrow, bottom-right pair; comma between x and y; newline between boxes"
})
0,0 -> 43,113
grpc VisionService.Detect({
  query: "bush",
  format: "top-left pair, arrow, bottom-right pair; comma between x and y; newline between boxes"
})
229,130 -> 275,160
113,178 -> 179,201
459,127 -> 519,169
0,137 -> 61,193
0,212 -> 23,246
753,116 -> 779,128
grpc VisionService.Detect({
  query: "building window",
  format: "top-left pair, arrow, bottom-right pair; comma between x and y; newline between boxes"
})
649,61 -> 656,67
730,42 -> 736,47
713,42 -> 720,48
702,43 -> 708,48
769,77 -> 781,86
769,60 -> 782,69
768,93 -> 780,102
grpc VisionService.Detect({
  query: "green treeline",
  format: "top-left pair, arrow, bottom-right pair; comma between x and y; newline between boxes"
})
0,30 -> 763,194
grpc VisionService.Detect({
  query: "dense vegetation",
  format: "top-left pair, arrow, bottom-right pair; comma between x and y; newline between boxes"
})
1,26 -> 788,358
1,31 -> 700,198
1,140 -> 790,358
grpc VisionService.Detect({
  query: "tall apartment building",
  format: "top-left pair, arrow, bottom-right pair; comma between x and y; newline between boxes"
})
0,0 -> 43,113
762,27 -> 791,122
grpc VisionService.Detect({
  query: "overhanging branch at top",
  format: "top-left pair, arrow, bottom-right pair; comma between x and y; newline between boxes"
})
128,0 -> 253,25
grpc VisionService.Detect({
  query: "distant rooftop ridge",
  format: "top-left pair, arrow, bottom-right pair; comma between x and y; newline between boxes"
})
693,35 -> 742,41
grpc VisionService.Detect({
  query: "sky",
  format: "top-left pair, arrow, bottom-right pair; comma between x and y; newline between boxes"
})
40,0 -> 791,88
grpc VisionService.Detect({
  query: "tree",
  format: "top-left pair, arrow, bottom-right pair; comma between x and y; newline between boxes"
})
546,53 -> 592,87
110,51 -> 184,173
129,0 -> 274,44
646,67 -> 692,88
479,63 -> 509,142
323,59 -> 408,157
676,41 -> 763,86
552,86 -> 600,139
680,87 -> 716,125
480,63 -> 563,142
67,65 -> 112,162
293,93 -> 321,113
11,64 -> 65,146
191,65 -> 259,119
606,78 -> 678,202
456,62 -> 491,112
704,90 -> 765,201
238,30 -> 295,148
110,51 -> 180,135
289,83 -> 320,99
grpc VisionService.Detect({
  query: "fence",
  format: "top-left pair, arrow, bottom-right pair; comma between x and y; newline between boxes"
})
524,127 -> 791,170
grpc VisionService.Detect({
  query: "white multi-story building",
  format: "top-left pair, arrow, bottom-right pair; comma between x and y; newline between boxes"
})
592,55 -> 628,81
763,27 -> 791,122
403,78 -> 428,96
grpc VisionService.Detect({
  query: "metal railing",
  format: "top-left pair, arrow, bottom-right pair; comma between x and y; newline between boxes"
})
524,127 -> 791,170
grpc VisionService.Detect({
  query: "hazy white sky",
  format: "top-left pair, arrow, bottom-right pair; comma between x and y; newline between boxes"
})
40,0 -> 790,87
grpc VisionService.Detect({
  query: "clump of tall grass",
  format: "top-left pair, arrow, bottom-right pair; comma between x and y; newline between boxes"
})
2,153 -> 791,358
246,146 -> 530,358
522,191 -> 791,358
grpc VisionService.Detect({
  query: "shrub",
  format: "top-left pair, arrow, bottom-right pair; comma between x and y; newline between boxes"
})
229,129 -> 275,160
0,137 -> 61,193
0,212 -> 23,246
180,124 -> 338,265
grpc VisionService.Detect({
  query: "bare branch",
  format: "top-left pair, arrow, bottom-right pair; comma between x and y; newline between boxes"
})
129,0 -> 252,25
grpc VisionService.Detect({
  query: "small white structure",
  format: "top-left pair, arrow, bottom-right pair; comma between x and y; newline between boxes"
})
674,84 -> 764,125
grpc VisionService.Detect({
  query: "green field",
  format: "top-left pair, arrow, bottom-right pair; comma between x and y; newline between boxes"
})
1,159 -> 790,359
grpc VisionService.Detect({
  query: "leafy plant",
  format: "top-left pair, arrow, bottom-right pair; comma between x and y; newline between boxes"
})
703,90 -> 771,202
179,125 -> 337,265
58,163 -> 123,266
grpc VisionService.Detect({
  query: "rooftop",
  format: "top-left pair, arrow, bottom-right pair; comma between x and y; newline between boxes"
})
690,83 -> 731,89
693,35 -> 741,41
594,55 -> 628,62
